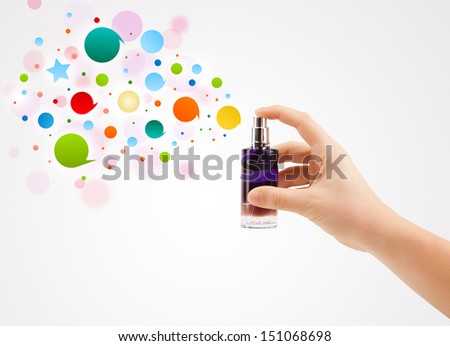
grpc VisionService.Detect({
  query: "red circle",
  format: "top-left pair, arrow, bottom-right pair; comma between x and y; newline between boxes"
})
94,17 -> 100,23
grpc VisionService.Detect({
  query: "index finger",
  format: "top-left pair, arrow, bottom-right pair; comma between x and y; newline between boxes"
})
255,105 -> 334,146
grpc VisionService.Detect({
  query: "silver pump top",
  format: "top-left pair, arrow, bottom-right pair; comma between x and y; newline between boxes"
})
251,117 -> 270,148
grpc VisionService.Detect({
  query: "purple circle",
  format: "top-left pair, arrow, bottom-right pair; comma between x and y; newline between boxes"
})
112,11 -> 143,42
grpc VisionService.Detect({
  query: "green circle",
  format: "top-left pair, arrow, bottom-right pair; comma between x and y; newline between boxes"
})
81,176 -> 86,181
82,72 -> 87,76
20,74 -> 29,82
128,80 -> 132,84
159,151 -> 170,162
96,73 -> 109,86
171,63 -> 183,75
211,77 -> 222,88
67,119 -> 72,123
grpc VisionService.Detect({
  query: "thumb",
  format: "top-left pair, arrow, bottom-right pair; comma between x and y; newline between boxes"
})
248,186 -> 309,214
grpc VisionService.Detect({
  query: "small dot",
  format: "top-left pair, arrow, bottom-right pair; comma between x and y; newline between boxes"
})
154,59 -> 161,66
155,100 -> 161,107
215,98 -> 219,102
34,37 -> 43,46
53,99 -> 58,104
200,128 -> 203,131
128,80 -> 132,84
20,74 -> 28,83
192,64 -> 202,74
181,132 -> 184,135
21,90 -> 27,95
33,145 -> 39,151
67,119 -> 72,123
209,128 -> 212,131
207,114 -> 211,118
140,157 -> 145,162
22,115 -> 28,121
189,79 -> 196,86
223,134 -> 227,137
65,28 -> 71,34
81,176 -> 87,181
172,141 -> 177,146
82,72 -> 86,76
103,108 -> 109,114
67,12 -> 72,18
34,64 -> 40,69
190,139 -> 194,143
123,68 -> 129,73
37,91 -> 43,97
212,138 -> 216,141
225,93 -> 231,99
94,17 -> 100,23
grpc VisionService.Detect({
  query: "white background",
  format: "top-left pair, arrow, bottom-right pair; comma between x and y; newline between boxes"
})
1,0 -> 449,325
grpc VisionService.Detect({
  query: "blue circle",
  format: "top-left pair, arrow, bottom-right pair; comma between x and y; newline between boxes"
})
145,72 -> 165,91
223,134 -> 227,137
188,79 -> 196,86
22,115 -> 28,122
207,114 -> 211,118
34,37 -> 43,46
123,68 -> 129,73
172,141 -> 178,146
181,132 -> 184,135
127,137 -> 138,147
192,64 -> 202,74
140,30 -> 164,54
154,59 -> 161,66
21,90 -> 27,95
67,12 -> 72,18
67,88 -> 71,91
225,93 -> 231,99
83,120 -> 94,131
38,112 -> 54,129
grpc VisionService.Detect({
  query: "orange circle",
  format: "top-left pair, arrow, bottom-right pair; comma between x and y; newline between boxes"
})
37,91 -> 43,97
140,157 -> 145,162
104,126 -> 117,139
103,108 -> 109,114
155,100 -> 161,107
34,64 -> 40,69
33,145 -> 39,151
65,28 -> 71,34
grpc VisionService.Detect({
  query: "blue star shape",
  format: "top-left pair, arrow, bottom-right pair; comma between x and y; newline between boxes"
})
47,59 -> 70,82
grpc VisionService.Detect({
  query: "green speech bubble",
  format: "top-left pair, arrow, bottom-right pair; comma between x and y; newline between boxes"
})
54,133 -> 94,168
85,27 -> 123,63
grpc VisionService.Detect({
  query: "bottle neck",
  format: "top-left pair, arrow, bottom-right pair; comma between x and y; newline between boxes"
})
251,126 -> 270,148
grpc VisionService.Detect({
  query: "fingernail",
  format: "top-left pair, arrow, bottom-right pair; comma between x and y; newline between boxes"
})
255,107 -> 267,114
248,189 -> 261,205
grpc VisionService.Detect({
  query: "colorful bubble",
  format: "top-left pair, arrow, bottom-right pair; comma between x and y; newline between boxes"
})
189,79 -> 196,86
212,77 -> 223,88
104,126 -> 117,139
27,0 -> 42,10
121,50 -> 146,74
27,171 -> 49,195
96,73 -> 109,86
22,115 -> 28,121
71,91 -> 97,114
171,63 -> 183,75
34,37 -> 43,46
84,27 -> 123,63
118,90 -> 140,113
75,179 -> 85,189
163,29 -> 182,50
64,46 -> 79,60
81,180 -> 110,209
20,74 -> 29,82
83,120 -> 93,131
154,59 -> 161,66
38,112 -> 54,129
225,93 -> 231,99
145,120 -> 165,138
171,16 -> 189,32
140,30 -> 164,53
127,137 -> 137,147
54,133 -> 94,168
216,105 -> 241,130
9,147 -> 20,159
173,97 -> 199,122
145,72 -> 165,91
54,95 -> 67,108
160,151 -> 170,162
192,64 -> 202,74
112,10 -> 143,42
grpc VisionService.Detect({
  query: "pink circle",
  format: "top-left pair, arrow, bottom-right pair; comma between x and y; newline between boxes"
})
112,10 -> 143,42
27,171 -> 50,194
121,50 -> 146,74
64,46 -> 79,61
75,179 -> 85,189
163,29 -> 182,50
23,51 -> 45,73
55,95 -> 67,107
171,16 -> 189,32
9,147 -> 20,159
27,0 -> 42,10
142,93 -> 152,103
81,180 -> 110,208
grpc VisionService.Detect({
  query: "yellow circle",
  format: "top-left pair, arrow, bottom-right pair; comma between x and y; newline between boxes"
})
216,105 -> 241,130
118,90 -> 140,113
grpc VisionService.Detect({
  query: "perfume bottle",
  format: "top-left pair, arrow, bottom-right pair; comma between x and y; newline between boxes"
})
241,117 -> 278,228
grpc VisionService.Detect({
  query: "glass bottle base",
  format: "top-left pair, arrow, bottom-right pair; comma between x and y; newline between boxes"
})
241,216 -> 277,229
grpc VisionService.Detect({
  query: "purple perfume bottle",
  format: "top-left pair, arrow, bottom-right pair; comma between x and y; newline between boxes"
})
241,117 -> 278,228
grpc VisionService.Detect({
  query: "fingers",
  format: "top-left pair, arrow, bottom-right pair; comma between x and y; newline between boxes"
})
256,105 -> 333,146
278,166 -> 310,188
248,185 -> 312,214
275,141 -> 311,164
